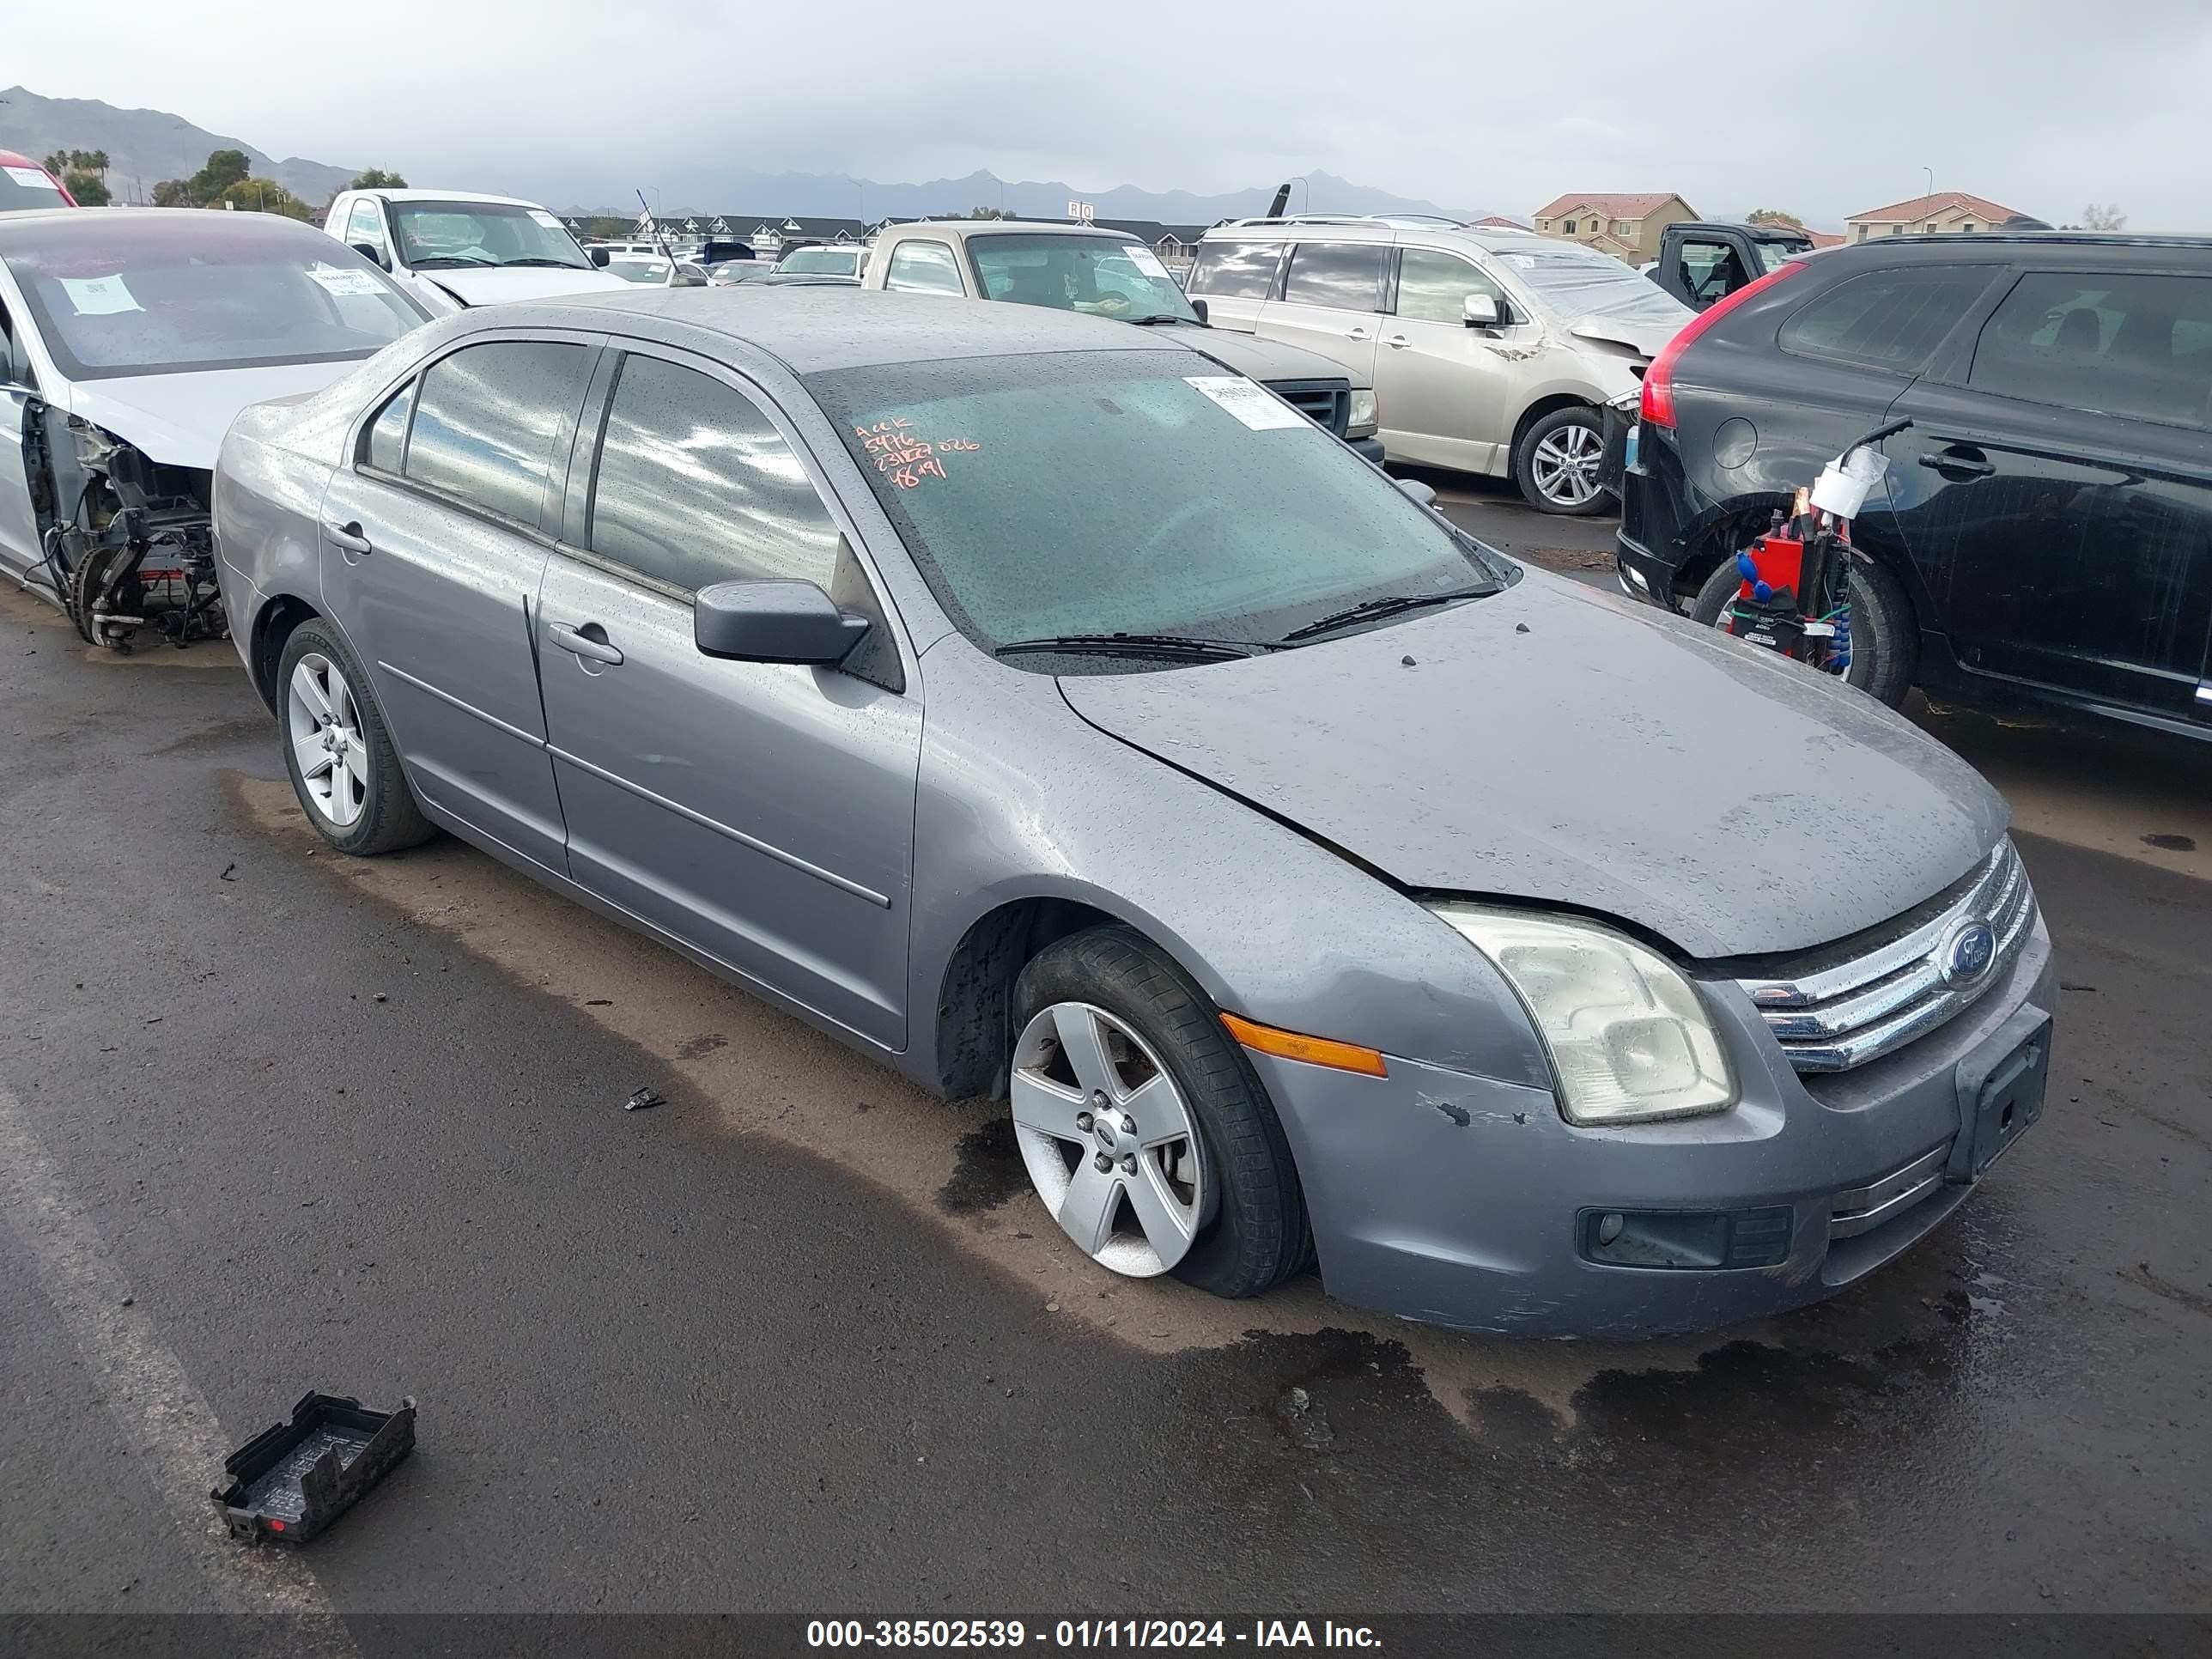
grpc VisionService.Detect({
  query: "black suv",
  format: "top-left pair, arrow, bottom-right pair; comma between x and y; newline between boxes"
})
1617,233 -> 2212,738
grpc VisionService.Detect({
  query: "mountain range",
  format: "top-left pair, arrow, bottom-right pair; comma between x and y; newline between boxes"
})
1,86 -> 1488,225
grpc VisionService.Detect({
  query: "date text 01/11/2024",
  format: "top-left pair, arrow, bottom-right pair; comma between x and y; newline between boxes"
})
805,1620 -> 1383,1649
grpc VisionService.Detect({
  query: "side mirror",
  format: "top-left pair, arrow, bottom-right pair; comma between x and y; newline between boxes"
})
1395,477 -> 1438,508
1462,293 -> 1500,328
588,247 -> 611,267
1188,296 -> 1209,324
695,579 -> 870,665
667,263 -> 708,289
349,241 -> 388,270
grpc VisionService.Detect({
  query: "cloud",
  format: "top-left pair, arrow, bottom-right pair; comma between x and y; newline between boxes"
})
14,0 -> 2212,228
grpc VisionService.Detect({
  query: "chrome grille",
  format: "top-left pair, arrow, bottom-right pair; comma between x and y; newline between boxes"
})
1737,841 -> 2036,1073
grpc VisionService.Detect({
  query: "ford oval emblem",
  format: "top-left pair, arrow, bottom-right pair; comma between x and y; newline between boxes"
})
1941,920 -> 1998,987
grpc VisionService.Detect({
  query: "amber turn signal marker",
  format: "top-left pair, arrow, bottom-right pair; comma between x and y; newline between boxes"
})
1219,1012 -> 1389,1078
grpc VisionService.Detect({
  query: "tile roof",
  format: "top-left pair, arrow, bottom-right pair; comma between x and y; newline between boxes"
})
1534,192 -> 1686,221
1846,191 -> 2019,225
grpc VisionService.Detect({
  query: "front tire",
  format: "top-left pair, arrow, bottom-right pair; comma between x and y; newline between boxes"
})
277,620 -> 434,855
1514,405 -> 1611,516
1009,927 -> 1310,1299
1689,554 -> 1918,708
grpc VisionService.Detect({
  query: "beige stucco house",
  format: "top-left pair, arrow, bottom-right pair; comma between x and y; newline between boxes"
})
1531,193 -> 1698,262
1844,191 -> 2024,242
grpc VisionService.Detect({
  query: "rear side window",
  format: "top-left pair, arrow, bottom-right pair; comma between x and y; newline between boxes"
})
404,340 -> 589,526
586,353 -> 842,593
882,241 -> 963,295
362,379 -> 415,471
1779,265 -> 1990,372
1282,243 -> 1386,313
1968,271 -> 2212,430
1188,240 -> 1284,300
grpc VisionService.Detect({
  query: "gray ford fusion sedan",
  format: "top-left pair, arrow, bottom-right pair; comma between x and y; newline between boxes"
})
214,289 -> 2054,1337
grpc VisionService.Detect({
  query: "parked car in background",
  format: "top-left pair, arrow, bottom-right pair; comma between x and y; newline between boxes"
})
863,219 -> 1382,459
708,262 -> 777,286
216,288 -> 2051,1338
1647,220 -> 1815,310
1618,232 -> 2212,738
0,208 -> 428,649
775,244 -> 866,279
325,188 -> 631,311
1190,216 -> 1693,513
1,151 -> 75,213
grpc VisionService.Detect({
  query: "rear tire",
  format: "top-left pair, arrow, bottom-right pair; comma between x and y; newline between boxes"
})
1690,554 -> 1918,708
1514,405 -> 1611,516
277,620 -> 434,856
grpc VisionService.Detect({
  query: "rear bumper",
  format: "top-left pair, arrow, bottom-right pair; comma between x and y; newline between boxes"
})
1253,915 -> 2054,1338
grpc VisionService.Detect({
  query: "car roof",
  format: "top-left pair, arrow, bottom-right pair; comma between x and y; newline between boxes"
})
349,189 -> 552,208
507,286 -> 1188,374
0,204 -> 331,252
1198,218 -> 1544,255
1813,230 -> 2212,267
882,220 -> 1127,244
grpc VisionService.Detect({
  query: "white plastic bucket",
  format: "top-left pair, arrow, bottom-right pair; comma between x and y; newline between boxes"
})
1809,447 -> 1890,519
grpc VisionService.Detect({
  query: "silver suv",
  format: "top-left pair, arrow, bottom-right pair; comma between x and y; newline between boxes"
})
1190,216 -> 1694,514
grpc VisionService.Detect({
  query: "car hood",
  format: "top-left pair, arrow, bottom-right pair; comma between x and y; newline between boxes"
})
416,266 -> 634,307
1176,325 -> 1371,392
1567,314 -> 1684,360
64,362 -> 378,471
1055,573 -> 2006,959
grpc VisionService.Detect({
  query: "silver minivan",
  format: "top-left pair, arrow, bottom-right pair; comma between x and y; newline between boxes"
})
1189,216 -> 1694,514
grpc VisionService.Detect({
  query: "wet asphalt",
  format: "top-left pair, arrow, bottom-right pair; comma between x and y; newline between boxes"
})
1,514 -> 2208,1640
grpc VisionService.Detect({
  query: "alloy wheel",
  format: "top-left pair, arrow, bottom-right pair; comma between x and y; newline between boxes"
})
1531,421 -> 1604,507
288,653 -> 368,830
1009,1001 -> 1209,1277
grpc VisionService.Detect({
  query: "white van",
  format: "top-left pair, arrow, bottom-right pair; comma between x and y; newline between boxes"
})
1189,216 -> 1693,513
325,189 -> 632,313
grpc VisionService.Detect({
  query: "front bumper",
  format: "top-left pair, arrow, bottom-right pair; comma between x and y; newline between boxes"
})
1252,915 -> 2054,1338
1347,434 -> 1386,465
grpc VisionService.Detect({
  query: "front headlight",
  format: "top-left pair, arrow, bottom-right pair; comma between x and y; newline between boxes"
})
1429,905 -> 1736,1125
1347,387 -> 1378,438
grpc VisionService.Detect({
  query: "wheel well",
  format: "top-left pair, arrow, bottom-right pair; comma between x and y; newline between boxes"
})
933,897 -> 1124,1100
1509,394 -> 1599,460
1674,504 -> 1781,604
250,595 -> 319,716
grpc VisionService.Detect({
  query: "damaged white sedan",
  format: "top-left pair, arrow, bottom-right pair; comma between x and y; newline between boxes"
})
0,207 -> 429,649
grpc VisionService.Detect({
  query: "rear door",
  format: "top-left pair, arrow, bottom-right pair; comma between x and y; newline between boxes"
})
1887,265 -> 2212,725
319,331 -> 597,870
1374,244 -> 1521,471
1254,240 -> 1383,392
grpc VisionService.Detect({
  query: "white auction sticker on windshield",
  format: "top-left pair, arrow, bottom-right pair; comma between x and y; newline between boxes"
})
57,274 -> 143,316
5,165 -> 59,189
1122,245 -> 1171,280
527,209 -> 563,229
1185,375 -> 1305,430
307,264 -> 387,297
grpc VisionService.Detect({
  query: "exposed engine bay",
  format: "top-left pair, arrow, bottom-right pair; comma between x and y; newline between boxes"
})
26,410 -> 226,652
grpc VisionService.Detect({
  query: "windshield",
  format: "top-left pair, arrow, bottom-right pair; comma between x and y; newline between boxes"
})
970,234 -> 1198,322
605,257 -> 672,283
1755,240 -> 1808,273
1,161 -> 70,214
806,349 -> 1501,668
389,200 -> 592,270
778,246 -> 860,275
2,214 -> 428,380
1492,240 -> 1692,326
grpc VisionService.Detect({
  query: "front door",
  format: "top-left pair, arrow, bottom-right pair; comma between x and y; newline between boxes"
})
0,296 -> 46,576
319,334 -> 596,869
1374,245 -> 1523,471
1255,240 -> 1382,392
1887,267 -> 2212,725
535,345 -> 921,1048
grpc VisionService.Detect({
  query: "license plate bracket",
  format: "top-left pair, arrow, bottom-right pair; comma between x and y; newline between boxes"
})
1947,1006 -> 2051,1183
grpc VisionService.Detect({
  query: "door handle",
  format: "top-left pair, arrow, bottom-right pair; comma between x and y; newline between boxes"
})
324,520 -> 372,554
1919,448 -> 1994,479
548,621 -> 623,665
1383,334 -> 1411,349
1347,326 -> 1370,341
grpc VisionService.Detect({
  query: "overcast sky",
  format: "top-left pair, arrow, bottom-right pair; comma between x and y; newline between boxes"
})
15,0 -> 2212,228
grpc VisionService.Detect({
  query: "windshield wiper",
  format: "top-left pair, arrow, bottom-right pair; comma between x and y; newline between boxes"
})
1126,313 -> 1200,325
410,254 -> 495,268
1276,586 -> 1498,644
994,632 -> 1268,661
501,257 -> 590,269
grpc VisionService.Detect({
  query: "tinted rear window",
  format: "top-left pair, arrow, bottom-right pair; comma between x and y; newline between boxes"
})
403,340 -> 589,526
1779,265 -> 1991,373
1968,270 -> 2212,430
1282,242 -> 1385,313
1188,240 -> 1283,300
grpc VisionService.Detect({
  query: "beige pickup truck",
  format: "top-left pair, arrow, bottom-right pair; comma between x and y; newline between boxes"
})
860,219 -> 1383,459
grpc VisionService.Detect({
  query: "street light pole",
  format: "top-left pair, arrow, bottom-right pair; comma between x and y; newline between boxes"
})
1923,166 -> 1935,199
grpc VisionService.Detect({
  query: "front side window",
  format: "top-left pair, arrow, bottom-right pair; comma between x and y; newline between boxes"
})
403,340 -> 590,526
1394,247 -> 1504,325
2,214 -> 427,380
805,349 -> 1504,667
1779,265 -> 1993,373
345,199 -> 389,259
969,234 -> 1196,322
388,200 -> 593,272
1187,240 -> 1283,301
1283,243 -> 1385,312
882,241 -> 963,295
587,354 -> 842,593
1967,271 -> 2212,429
